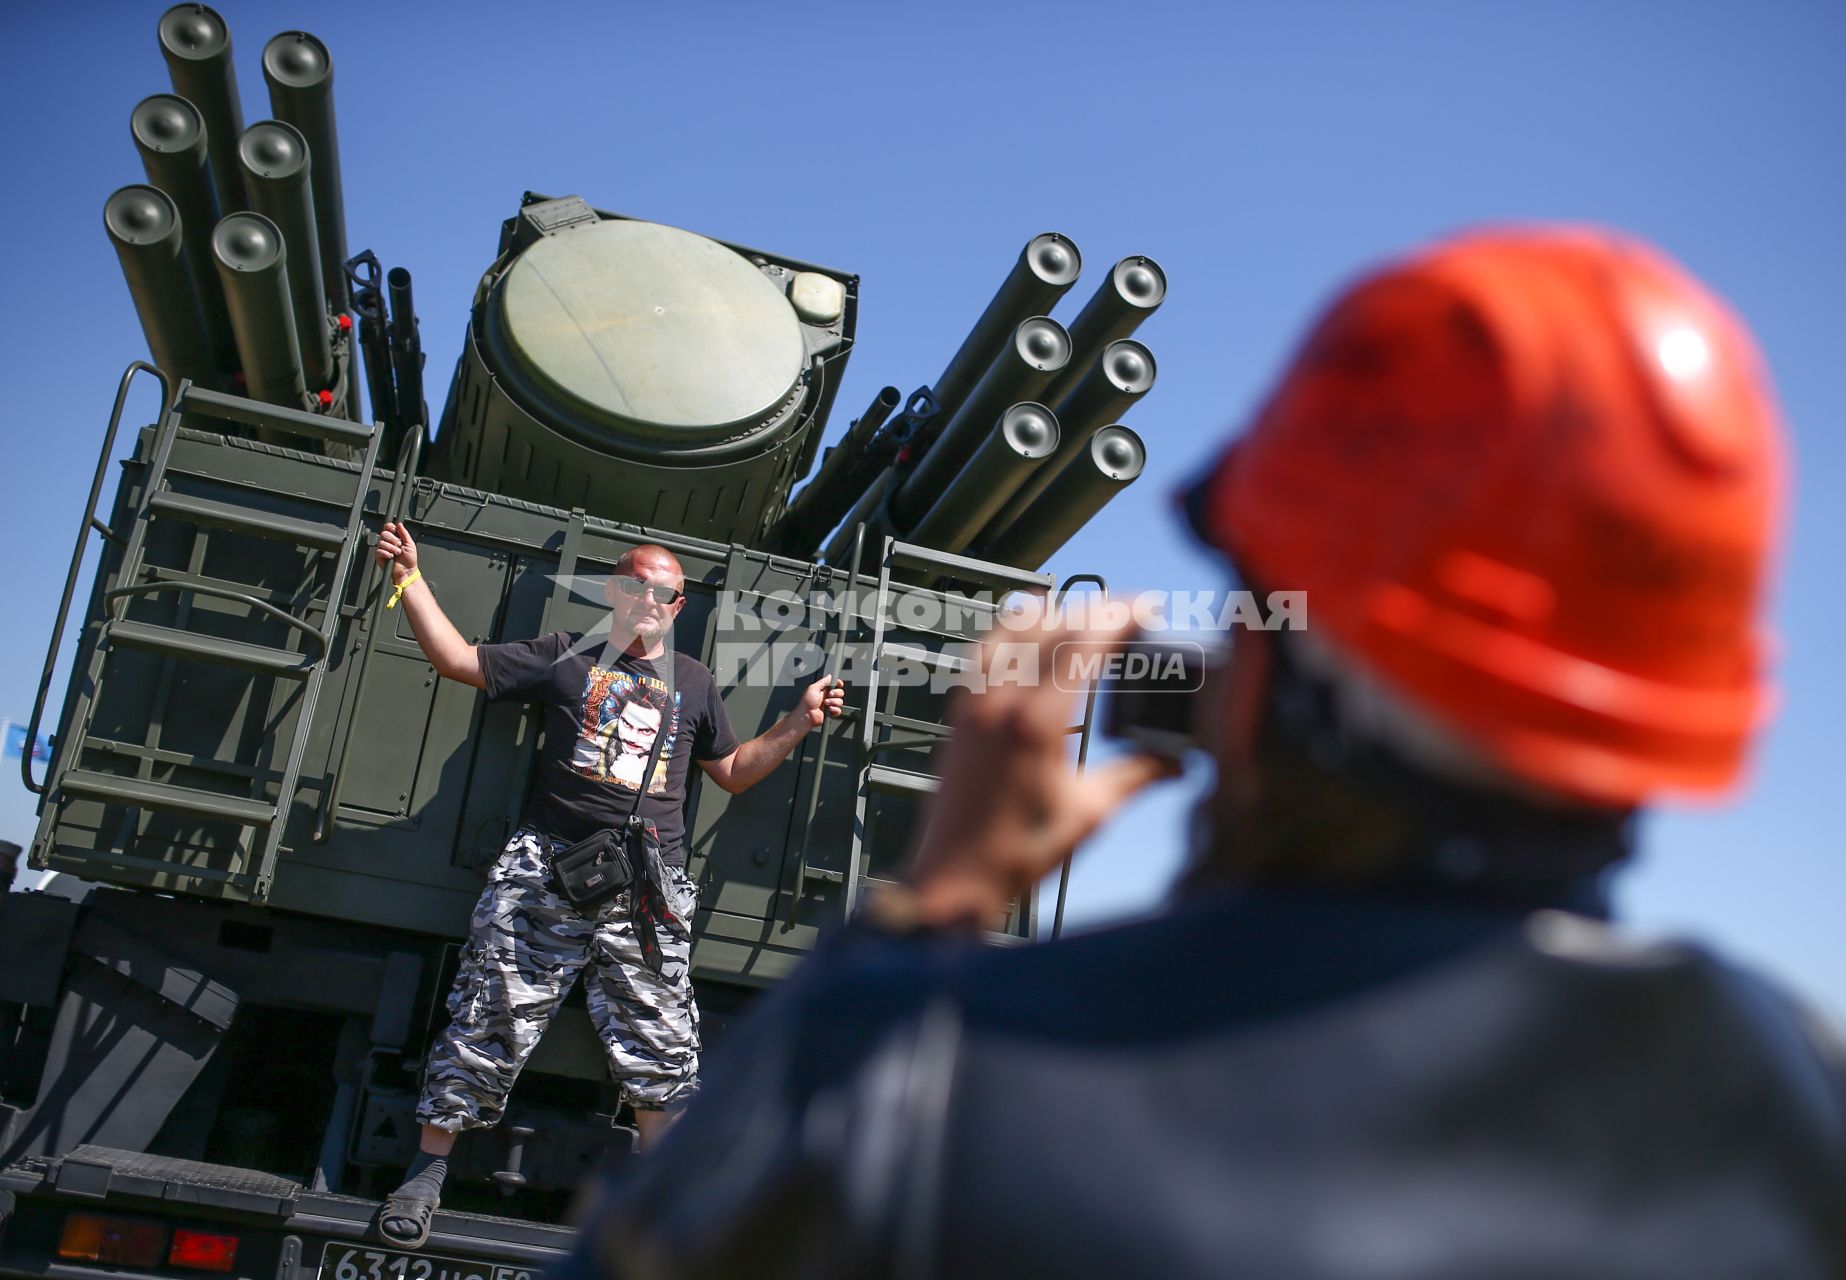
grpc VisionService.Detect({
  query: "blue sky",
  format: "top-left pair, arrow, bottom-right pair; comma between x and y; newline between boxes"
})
1,2 -> 1840,1014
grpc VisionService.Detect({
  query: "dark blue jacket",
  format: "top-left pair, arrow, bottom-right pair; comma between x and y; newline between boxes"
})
567,882 -> 1846,1278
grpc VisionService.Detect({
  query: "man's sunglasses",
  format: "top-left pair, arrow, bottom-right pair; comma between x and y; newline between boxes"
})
616,576 -> 684,606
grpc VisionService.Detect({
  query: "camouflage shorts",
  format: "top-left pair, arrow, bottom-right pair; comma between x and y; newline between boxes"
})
416,828 -> 700,1130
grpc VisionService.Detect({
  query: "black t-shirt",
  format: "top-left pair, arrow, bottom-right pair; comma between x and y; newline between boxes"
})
476,631 -> 739,866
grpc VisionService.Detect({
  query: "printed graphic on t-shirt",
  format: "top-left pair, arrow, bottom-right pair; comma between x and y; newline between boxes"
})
568,665 -> 681,795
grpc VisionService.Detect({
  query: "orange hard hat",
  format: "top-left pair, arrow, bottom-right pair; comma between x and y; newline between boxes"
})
1188,227 -> 1787,806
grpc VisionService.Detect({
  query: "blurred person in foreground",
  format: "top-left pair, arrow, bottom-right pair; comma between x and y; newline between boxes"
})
564,228 -> 1846,1277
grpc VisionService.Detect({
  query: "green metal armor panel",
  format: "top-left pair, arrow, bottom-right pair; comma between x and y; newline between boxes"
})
30,402 -> 1034,978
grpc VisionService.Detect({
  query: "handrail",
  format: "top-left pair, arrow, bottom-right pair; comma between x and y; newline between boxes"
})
315,423 -> 422,842
103,580 -> 328,651
784,520 -> 867,929
1050,573 -> 1108,940
251,399 -> 388,902
23,362 -> 171,795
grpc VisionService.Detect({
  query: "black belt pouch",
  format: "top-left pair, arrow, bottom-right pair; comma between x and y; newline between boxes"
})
547,829 -> 633,912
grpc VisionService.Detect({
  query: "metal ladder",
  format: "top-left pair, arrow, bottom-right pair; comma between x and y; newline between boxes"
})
42,378 -> 383,903
791,536 -> 1060,934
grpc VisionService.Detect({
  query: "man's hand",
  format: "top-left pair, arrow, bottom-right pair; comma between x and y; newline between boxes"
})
375,521 -> 419,583
700,676 -> 849,795
370,520 -> 484,688
895,614 -> 1180,932
799,675 -> 847,729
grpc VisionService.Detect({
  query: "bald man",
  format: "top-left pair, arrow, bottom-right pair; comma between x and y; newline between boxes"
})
370,526 -> 844,1247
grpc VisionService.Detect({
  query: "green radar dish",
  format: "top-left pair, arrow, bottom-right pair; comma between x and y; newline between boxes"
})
491,219 -> 807,443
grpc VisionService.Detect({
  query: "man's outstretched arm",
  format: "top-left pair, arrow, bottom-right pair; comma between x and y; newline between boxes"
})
375,520 -> 485,689
698,675 -> 846,795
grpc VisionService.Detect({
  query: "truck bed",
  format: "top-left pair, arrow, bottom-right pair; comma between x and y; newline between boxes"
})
0,1146 -> 572,1280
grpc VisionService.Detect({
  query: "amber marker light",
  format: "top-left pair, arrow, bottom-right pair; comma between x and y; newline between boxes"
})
57,1213 -> 168,1266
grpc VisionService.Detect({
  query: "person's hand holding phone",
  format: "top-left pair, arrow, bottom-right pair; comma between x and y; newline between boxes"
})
892,614 -> 1181,932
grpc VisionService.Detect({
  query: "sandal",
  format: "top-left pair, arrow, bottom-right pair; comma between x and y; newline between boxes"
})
377,1192 -> 437,1249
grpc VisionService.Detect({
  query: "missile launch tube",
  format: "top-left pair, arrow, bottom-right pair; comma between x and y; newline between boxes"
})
908,404 -> 1061,557
239,121 -> 332,391
989,338 -> 1156,534
212,212 -> 307,412
893,316 -> 1070,528
979,425 -> 1146,571
158,4 -> 246,217
130,93 -> 238,378
263,32 -> 350,312
1054,339 -> 1156,442
928,233 -> 1081,427
1036,255 -> 1166,409
104,185 -> 216,391
778,384 -> 902,553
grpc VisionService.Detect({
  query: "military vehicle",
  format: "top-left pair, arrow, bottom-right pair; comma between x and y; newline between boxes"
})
0,6 -> 1161,1277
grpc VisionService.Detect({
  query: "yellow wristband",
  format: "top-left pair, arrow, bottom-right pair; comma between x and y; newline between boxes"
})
387,568 -> 422,609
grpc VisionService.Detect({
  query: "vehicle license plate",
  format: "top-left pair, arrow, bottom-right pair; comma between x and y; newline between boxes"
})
318,1242 -> 538,1280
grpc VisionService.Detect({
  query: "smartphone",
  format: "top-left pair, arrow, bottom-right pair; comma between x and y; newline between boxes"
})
1099,636 -> 1220,758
